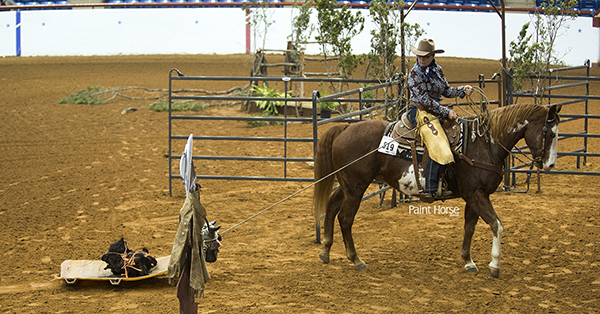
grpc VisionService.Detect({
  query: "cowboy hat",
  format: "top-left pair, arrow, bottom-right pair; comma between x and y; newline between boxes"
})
410,38 -> 445,57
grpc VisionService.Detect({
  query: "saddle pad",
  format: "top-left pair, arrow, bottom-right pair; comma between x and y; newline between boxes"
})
381,121 -> 423,161
60,255 -> 170,285
398,146 -> 423,162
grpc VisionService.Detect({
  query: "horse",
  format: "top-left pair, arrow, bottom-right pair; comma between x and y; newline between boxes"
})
313,103 -> 561,277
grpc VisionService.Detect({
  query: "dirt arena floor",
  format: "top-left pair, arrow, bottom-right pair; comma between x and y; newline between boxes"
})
1,54 -> 599,313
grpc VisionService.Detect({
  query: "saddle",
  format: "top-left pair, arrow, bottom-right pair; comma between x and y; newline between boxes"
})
383,113 -> 465,201
391,112 -> 462,150
101,237 -> 158,278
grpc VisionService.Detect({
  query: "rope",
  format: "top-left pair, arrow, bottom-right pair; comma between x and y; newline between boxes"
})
455,87 -> 536,167
30,275 -> 63,288
456,86 -> 491,122
221,117 -> 424,235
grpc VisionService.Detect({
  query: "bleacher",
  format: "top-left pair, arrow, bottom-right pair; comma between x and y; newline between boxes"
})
7,0 -> 596,15
11,0 -> 70,9
568,0 -> 599,14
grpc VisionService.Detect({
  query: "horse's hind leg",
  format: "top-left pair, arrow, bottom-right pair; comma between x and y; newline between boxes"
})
461,202 -> 480,273
338,193 -> 368,270
319,188 -> 343,264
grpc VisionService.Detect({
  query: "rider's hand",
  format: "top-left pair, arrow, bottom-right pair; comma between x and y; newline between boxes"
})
464,85 -> 473,96
448,109 -> 458,120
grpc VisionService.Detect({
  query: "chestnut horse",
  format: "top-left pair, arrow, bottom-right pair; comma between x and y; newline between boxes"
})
314,103 -> 561,277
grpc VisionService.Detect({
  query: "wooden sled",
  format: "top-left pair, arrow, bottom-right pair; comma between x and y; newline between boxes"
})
60,256 -> 170,286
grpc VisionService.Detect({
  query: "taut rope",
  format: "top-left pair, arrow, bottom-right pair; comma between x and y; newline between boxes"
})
221,113 -> 427,235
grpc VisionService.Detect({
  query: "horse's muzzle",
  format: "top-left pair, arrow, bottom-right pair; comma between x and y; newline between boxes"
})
205,249 -> 218,263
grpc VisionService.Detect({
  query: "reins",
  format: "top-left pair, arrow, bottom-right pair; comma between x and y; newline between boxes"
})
458,87 -> 554,169
453,87 -> 545,177
449,87 -> 505,177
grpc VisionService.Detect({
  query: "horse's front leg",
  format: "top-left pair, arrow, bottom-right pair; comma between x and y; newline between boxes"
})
464,190 -> 503,278
488,218 -> 503,278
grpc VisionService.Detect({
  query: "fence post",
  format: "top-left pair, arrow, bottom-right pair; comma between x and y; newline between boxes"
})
584,59 -> 590,167
312,90 -> 321,244
503,70 -> 512,189
283,77 -> 290,178
168,70 -> 174,197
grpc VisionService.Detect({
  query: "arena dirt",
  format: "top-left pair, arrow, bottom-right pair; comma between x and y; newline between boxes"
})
0,54 -> 599,313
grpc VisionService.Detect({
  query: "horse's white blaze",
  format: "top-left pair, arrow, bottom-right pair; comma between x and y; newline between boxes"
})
398,164 -> 424,196
544,125 -> 559,171
489,219 -> 503,270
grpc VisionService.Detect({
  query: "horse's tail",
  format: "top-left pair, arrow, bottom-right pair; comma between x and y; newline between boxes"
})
314,124 -> 348,226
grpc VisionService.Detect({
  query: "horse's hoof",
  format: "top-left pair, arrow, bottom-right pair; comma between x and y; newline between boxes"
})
354,263 -> 367,271
354,262 -> 367,271
319,253 -> 330,264
465,265 -> 479,274
488,267 -> 500,278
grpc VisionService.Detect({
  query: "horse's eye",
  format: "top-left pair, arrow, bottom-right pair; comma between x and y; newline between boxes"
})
550,133 -> 556,139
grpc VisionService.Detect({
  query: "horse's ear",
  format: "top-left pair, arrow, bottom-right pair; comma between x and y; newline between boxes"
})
548,104 -> 562,119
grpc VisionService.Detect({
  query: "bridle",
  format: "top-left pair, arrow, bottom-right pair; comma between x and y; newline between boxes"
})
489,107 -> 557,171
202,218 -> 221,262
532,109 -> 557,168
458,90 -> 558,171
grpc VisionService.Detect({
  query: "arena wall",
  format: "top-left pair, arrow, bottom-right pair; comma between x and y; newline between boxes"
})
0,8 -> 597,65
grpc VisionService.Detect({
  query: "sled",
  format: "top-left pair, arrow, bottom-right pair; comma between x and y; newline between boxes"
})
60,256 -> 170,285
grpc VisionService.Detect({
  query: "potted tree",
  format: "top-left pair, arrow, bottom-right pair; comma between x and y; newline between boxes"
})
318,90 -> 337,118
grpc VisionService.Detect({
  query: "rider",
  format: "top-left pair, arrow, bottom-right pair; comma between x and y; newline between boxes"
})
406,38 -> 473,201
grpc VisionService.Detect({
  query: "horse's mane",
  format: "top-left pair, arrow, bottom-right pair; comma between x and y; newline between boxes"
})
486,103 -> 547,140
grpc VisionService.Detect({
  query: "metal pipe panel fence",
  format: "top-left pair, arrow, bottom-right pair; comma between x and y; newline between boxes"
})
167,69 -> 505,204
167,69 -> 400,195
506,60 -> 600,192
166,64 -> 596,198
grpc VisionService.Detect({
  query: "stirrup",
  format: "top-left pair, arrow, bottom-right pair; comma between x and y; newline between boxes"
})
419,189 -> 453,203
419,191 -> 436,203
436,183 -> 454,200
436,190 -> 454,200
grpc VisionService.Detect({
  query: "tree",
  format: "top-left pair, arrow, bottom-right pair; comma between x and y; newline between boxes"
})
400,21 -> 426,71
313,0 -> 365,86
288,1 -> 314,51
366,0 -> 425,80
508,0 -> 578,99
244,0 -> 275,54
367,0 -> 401,80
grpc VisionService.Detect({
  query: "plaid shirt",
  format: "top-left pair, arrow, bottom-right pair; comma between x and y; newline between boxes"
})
408,59 -> 466,118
